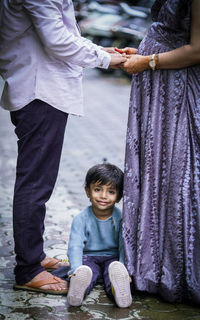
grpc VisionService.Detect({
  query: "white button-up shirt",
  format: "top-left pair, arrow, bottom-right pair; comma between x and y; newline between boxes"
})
0,0 -> 111,115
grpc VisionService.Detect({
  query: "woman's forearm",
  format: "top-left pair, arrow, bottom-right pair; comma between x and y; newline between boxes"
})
157,0 -> 200,70
157,44 -> 200,70
122,44 -> 200,74
122,0 -> 200,73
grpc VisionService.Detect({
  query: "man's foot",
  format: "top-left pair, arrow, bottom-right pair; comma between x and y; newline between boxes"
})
67,266 -> 93,306
108,261 -> 132,308
13,271 -> 68,295
41,256 -> 69,271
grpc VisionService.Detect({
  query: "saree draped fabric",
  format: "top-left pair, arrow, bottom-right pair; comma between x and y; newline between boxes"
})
123,0 -> 200,304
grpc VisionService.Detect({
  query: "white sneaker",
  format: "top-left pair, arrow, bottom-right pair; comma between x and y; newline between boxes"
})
67,265 -> 93,306
108,261 -> 132,308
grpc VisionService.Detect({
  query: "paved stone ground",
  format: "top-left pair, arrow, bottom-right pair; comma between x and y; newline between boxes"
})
0,71 -> 200,320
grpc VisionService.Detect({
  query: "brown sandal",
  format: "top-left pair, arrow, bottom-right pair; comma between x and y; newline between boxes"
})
42,257 -> 69,271
13,275 -> 68,295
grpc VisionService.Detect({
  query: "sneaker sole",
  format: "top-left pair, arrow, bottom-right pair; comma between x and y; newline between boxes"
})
67,266 -> 92,306
108,261 -> 132,308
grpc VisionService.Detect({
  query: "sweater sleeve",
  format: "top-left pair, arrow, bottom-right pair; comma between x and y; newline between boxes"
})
67,214 -> 86,275
23,0 -> 111,69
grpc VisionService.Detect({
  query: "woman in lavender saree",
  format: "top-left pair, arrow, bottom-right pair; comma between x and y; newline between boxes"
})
121,0 -> 200,304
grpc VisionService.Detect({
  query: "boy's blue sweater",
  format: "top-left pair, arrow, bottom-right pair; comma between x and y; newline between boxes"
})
67,205 -> 125,274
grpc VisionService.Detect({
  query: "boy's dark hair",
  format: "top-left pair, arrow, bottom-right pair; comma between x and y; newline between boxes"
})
85,163 -> 124,201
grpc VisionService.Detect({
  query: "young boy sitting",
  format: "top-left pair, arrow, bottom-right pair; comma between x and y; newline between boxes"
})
67,163 -> 132,308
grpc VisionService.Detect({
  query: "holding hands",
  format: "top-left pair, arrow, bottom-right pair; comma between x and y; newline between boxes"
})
102,47 -> 127,68
103,47 -> 151,74
115,47 -> 151,74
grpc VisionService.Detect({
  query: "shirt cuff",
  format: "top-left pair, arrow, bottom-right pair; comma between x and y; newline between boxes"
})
97,49 -> 111,69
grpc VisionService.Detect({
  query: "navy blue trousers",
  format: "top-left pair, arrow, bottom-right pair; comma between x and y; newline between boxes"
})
83,255 -> 119,300
10,100 -> 68,284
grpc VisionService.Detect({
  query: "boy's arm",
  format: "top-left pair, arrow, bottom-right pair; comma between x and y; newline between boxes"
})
67,215 -> 86,275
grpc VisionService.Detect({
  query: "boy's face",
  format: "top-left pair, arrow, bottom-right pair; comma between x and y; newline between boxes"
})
85,181 -> 119,219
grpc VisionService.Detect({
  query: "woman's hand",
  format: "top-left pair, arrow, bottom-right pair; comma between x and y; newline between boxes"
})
121,54 -> 150,74
115,47 -> 138,55
102,47 -> 118,54
114,47 -> 150,74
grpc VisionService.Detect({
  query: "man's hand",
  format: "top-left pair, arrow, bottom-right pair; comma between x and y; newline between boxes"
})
109,53 -> 127,69
102,47 -> 117,54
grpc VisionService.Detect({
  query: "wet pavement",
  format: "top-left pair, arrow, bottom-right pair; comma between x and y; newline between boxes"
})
0,70 -> 200,320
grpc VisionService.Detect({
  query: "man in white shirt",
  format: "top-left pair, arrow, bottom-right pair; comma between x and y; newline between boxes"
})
0,0 -> 126,294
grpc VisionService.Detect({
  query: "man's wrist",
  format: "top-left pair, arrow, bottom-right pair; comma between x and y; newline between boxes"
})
98,50 -> 111,69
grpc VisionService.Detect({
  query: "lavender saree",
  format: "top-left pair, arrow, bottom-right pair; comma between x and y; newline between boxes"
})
123,0 -> 200,304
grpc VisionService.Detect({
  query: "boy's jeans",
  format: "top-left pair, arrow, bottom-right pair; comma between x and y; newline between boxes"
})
83,255 -> 119,299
